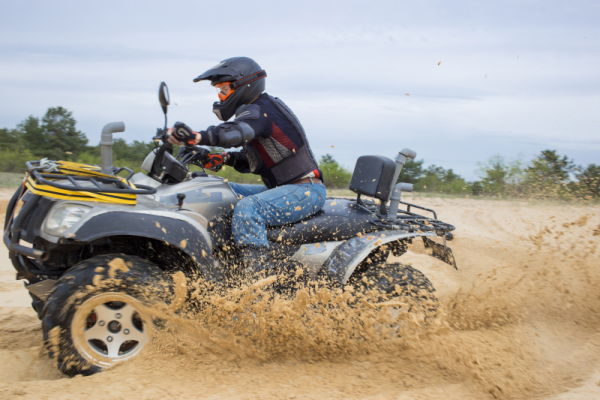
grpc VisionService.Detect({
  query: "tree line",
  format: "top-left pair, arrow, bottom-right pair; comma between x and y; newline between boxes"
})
397,152 -> 599,200
1,107 -> 598,200
0,107 -> 155,174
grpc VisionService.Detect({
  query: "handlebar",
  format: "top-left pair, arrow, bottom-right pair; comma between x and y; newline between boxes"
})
152,127 -> 168,143
179,146 -> 210,166
152,126 -> 211,177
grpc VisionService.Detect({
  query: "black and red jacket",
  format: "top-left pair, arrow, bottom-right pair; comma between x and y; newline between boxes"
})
198,93 -> 322,189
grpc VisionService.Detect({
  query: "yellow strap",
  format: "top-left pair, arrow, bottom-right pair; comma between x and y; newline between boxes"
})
26,180 -> 136,205
29,161 -> 139,205
55,161 -> 137,189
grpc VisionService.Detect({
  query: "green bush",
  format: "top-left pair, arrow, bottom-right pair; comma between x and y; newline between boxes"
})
0,148 -> 36,173
572,163 -> 600,200
519,150 -> 575,199
413,165 -> 470,195
474,154 -> 524,197
397,159 -> 424,184
473,151 -> 599,201
18,107 -> 88,160
318,154 -> 352,188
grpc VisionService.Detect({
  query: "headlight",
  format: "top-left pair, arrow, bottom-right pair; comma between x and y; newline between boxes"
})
44,204 -> 92,237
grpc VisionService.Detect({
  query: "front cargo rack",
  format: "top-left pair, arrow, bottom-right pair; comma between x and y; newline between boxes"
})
24,160 -> 156,205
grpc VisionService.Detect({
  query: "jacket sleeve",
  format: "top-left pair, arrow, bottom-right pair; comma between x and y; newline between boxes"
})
198,104 -> 264,148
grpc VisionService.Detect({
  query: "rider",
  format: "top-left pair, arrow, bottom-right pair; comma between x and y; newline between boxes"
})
167,56 -> 326,273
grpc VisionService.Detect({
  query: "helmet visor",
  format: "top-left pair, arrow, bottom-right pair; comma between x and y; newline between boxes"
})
213,82 -> 234,102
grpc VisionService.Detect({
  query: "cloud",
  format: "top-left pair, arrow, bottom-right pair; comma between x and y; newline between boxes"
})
0,0 -> 599,179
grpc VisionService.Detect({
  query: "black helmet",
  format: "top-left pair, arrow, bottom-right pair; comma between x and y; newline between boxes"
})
194,57 -> 266,121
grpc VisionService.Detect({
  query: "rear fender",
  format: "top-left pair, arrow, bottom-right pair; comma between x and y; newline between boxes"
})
319,231 -> 437,285
72,212 -> 223,282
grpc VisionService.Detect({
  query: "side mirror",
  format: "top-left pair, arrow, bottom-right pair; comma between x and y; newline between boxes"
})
158,82 -> 170,115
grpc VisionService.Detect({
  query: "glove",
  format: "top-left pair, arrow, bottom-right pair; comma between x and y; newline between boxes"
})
168,122 -> 199,146
203,153 -> 229,172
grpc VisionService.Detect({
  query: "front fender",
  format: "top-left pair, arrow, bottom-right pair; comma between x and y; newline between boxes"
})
72,212 -> 223,282
320,231 -> 438,285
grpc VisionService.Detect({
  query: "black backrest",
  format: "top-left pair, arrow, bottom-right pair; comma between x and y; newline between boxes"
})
349,155 -> 396,201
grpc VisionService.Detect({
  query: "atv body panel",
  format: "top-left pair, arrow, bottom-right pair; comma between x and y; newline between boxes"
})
319,230 -> 437,285
7,173 -> 242,284
130,172 -> 239,228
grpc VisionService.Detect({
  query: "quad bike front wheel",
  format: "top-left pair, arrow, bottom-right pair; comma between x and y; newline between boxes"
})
349,262 -> 439,326
41,254 -> 173,376
71,292 -> 149,367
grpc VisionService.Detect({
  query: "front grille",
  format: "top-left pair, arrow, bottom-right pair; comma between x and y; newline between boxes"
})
21,204 -> 39,233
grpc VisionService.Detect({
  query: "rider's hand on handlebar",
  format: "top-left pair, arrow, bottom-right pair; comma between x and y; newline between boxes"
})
167,122 -> 201,146
204,153 -> 229,172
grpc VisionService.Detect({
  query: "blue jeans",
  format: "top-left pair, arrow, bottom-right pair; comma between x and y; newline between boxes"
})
229,182 -> 327,248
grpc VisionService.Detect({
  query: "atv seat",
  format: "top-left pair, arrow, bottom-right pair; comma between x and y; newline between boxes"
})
266,198 -> 378,245
349,155 -> 396,202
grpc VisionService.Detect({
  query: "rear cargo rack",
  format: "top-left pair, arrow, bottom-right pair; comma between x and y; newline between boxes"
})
350,196 -> 455,234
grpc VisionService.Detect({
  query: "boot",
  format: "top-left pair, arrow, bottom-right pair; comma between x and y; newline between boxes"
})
238,247 -> 302,295
239,246 -> 275,275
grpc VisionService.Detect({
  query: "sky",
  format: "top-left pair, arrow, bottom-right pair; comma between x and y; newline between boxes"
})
0,0 -> 598,179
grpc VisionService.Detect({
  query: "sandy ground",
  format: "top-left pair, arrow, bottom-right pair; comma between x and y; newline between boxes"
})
1,189 -> 600,399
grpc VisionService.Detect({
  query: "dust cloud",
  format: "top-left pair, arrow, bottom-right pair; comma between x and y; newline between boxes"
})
1,194 -> 600,399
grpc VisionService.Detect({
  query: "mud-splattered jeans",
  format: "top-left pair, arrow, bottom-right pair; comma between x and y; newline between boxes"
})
229,182 -> 327,248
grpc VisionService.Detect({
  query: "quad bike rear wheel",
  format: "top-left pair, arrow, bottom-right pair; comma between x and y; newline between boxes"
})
349,262 -> 438,323
41,254 -> 173,376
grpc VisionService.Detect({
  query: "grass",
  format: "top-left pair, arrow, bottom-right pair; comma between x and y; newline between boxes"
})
0,173 -> 24,188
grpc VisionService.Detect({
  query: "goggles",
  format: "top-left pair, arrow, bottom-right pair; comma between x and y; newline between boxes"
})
213,82 -> 234,102
210,71 -> 267,103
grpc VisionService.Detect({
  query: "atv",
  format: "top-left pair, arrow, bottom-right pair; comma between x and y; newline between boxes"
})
3,82 -> 457,376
